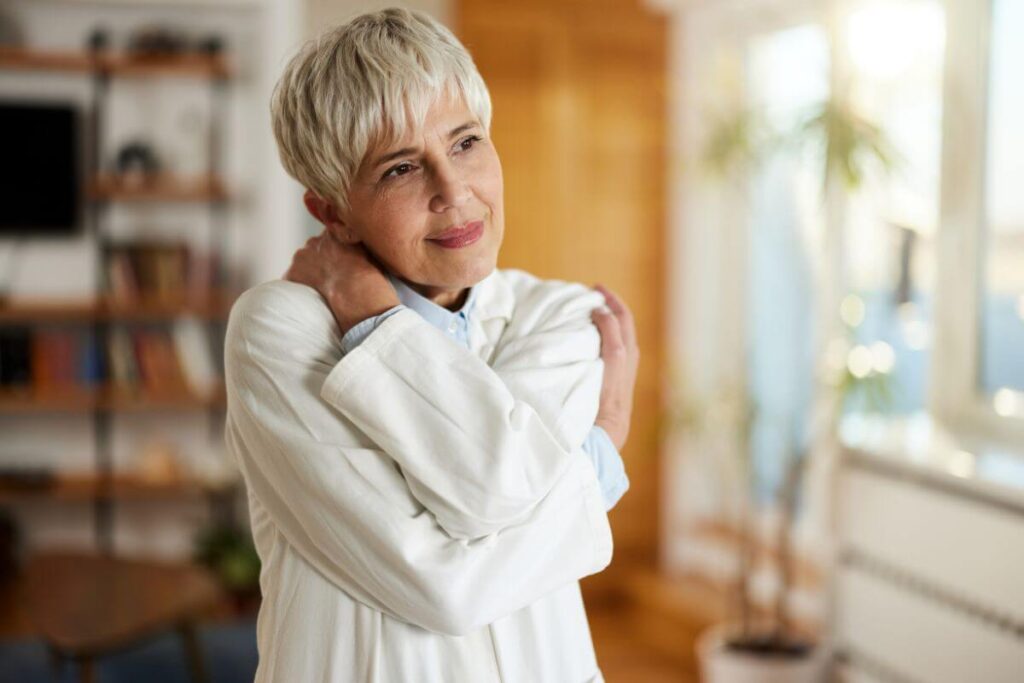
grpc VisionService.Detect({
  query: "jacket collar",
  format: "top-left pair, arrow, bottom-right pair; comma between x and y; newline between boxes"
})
386,268 -> 514,326
468,269 -> 515,323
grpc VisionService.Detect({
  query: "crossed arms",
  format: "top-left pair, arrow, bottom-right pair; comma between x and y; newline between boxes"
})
224,278 -> 613,635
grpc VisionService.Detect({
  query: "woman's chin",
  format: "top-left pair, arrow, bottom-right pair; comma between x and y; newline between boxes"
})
394,257 -> 495,295
438,249 -> 499,286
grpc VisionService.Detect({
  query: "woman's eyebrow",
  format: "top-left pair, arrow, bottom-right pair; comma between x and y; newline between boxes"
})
370,121 -> 480,169
447,120 -> 479,138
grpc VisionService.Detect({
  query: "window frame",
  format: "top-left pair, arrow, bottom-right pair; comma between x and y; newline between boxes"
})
930,0 -> 1024,443
671,0 -> 1024,442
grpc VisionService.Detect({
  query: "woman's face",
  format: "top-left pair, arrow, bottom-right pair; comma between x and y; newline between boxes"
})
341,94 -> 504,307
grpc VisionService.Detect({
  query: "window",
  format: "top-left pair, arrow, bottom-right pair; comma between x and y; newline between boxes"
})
745,24 -> 829,500
669,0 -> 1023,527
980,0 -> 1024,410
839,0 -> 945,415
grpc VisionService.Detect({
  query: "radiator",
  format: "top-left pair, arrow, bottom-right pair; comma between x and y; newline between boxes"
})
835,451 -> 1024,682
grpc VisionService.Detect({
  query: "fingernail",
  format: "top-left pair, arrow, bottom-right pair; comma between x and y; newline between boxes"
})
595,305 -> 611,315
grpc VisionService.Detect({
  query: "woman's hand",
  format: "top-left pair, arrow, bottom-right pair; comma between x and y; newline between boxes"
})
284,230 -> 400,337
590,284 -> 640,451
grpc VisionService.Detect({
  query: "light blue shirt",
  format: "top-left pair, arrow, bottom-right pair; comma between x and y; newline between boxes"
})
339,273 -> 629,511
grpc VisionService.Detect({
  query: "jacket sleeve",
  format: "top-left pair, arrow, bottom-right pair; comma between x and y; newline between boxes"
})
224,282 -> 613,637
320,283 -> 607,540
340,297 -> 630,512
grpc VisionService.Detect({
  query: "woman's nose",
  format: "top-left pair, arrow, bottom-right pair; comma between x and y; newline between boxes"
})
429,163 -> 472,212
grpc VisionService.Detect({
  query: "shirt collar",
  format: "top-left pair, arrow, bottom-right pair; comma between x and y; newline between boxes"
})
387,272 -> 479,331
386,268 -> 515,327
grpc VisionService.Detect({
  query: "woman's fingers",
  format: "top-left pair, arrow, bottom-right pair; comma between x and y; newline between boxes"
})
592,306 -> 625,359
592,306 -> 628,448
594,284 -> 638,352
591,285 -> 639,451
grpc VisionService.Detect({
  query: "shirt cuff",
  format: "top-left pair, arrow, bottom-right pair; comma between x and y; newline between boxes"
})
340,305 -> 406,355
582,425 -> 630,511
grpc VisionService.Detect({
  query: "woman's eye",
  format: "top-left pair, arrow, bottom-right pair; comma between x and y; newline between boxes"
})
457,135 -> 483,152
382,162 -> 415,180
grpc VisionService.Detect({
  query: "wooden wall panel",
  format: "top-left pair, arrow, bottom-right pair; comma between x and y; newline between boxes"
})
456,0 -> 669,563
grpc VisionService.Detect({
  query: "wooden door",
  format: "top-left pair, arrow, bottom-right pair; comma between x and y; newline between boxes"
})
456,0 -> 668,565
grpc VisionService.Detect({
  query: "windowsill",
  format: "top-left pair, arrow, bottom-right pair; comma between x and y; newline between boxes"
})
839,411 -> 1024,514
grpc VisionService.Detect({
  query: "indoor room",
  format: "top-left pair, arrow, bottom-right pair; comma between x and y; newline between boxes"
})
0,0 -> 1020,681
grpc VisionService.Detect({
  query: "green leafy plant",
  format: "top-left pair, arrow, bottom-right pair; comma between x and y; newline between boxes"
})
686,95 -> 900,657
835,353 -> 896,414
193,524 -> 261,595
794,99 -> 900,193
701,97 -> 900,194
701,108 -> 775,179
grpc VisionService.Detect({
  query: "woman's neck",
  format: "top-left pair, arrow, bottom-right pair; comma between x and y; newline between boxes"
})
406,281 -> 469,311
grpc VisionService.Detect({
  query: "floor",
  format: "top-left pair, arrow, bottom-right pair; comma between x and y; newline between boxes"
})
589,603 -> 697,683
0,619 -> 258,683
0,578 -> 698,682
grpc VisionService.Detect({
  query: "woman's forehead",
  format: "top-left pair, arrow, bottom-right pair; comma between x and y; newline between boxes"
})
363,95 -> 479,164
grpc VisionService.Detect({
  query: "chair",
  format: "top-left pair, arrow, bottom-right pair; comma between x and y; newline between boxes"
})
24,550 -> 222,683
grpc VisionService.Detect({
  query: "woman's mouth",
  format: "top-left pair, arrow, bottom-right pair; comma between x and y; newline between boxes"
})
428,220 -> 484,249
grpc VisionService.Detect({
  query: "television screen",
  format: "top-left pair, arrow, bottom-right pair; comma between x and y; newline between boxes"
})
0,101 -> 80,234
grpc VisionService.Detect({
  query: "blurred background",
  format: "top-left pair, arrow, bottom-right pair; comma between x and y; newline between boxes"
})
0,0 -> 1021,681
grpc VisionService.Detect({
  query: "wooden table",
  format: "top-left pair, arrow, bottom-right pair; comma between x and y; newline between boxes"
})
24,550 -> 223,683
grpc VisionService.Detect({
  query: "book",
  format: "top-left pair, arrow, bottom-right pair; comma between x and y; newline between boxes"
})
107,326 -> 139,391
134,329 -> 189,395
0,327 -> 31,387
104,241 -> 203,304
173,318 -> 217,397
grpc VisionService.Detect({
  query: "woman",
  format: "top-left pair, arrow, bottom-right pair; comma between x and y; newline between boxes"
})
224,8 -> 640,682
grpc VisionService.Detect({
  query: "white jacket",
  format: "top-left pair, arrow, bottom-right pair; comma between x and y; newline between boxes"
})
224,267 -> 614,682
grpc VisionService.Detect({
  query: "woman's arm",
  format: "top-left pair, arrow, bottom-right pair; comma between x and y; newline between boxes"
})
341,301 -> 632,512
337,276 -> 638,511
318,288 -> 605,540
283,234 -> 634,540
224,282 -> 612,636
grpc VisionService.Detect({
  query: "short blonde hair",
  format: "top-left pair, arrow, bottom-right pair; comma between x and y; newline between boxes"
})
270,7 -> 493,213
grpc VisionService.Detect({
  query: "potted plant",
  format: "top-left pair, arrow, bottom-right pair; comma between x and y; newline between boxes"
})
685,97 -> 898,682
193,523 -> 262,614
693,415 -> 830,682
677,348 -> 893,681
666,376 -> 827,682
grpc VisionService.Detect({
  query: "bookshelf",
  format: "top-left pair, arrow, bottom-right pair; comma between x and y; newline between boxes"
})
0,471 -> 230,504
0,293 -> 236,323
0,42 -> 239,553
0,45 -> 230,78
0,384 -> 226,414
88,172 -> 229,203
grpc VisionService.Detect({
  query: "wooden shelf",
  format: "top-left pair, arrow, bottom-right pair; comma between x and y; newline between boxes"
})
0,389 -> 98,413
0,292 -> 238,323
0,385 -> 226,414
0,471 -> 234,504
104,384 -> 227,412
0,299 -> 98,323
0,46 -> 230,79
102,293 -> 237,321
88,173 -> 228,203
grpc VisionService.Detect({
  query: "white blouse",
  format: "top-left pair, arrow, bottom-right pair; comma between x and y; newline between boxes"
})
224,267 -> 614,682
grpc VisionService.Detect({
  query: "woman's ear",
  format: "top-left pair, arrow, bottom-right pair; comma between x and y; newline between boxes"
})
302,190 -> 358,244
302,190 -> 338,226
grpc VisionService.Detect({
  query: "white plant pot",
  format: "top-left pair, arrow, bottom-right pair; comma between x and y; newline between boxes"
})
697,624 -> 830,683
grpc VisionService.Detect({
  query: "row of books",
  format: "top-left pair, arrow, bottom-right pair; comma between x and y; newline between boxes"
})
105,242 -> 221,305
0,320 -> 219,397
0,328 -> 103,388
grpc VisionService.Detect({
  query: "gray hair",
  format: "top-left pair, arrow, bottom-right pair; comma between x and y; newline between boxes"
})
270,7 -> 493,213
